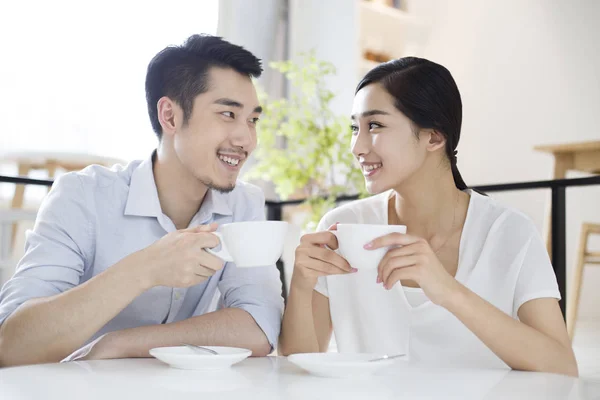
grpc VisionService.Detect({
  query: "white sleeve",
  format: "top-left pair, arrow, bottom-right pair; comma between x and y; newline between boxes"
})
513,229 -> 561,316
311,213 -> 333,298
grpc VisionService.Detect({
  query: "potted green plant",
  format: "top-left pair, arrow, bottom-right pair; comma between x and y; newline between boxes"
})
245,51 -> 368,230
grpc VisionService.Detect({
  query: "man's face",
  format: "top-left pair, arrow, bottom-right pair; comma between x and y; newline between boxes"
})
171,67 -> 261,192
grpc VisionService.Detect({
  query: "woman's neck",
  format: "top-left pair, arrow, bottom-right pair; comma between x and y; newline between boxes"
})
390,168 -> 470,242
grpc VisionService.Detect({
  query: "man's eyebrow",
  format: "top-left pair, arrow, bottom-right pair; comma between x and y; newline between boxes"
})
214,98 -> 243,108
214,98 -> 262,113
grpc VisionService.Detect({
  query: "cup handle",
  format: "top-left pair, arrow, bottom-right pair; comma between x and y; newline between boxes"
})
205,232 -> 234,262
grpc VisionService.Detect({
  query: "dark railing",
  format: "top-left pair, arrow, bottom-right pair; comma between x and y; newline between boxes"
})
3,174 -> 600,316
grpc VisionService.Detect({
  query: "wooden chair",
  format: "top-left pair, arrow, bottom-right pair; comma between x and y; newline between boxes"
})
567,223 -> 600,340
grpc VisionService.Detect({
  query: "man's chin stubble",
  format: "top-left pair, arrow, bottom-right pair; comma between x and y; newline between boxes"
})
200,177 -> 235,193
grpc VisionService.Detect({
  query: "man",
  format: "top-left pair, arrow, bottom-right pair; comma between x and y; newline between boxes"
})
0,34 -> 283,366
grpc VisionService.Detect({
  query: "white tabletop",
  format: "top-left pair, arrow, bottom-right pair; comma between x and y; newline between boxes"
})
0,357 -> 596,400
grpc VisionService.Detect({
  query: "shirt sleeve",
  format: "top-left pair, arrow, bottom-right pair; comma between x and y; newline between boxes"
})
0,173 -> 94,326
513,226 -> 561,316
217,186 -> 284,350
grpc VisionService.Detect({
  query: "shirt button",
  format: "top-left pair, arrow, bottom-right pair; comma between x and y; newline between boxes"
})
174,292 -> 181,300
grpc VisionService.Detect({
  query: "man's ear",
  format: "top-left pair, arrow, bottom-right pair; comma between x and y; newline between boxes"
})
157,97 -> 179,138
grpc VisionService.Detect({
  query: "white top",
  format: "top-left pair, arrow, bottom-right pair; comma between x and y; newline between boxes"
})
0,358 -> 583,400
403,286 -> 429,308
314,190 -> 560,368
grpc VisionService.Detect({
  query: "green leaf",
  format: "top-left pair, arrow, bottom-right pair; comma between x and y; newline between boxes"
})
244,51 -> 368,227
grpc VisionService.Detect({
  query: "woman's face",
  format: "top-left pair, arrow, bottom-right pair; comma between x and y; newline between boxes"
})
351,83 -> 430,195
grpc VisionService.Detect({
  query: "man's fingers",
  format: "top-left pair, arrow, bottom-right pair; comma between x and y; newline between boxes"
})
194,265 -> 218,278
184,223 -> 218,233
198,251 -> 227,271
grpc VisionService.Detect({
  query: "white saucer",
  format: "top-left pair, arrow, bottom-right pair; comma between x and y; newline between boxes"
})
149,346 -> 252,370
287,353 -> 403,378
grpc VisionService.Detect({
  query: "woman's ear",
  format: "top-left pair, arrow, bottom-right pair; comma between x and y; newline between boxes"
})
426,129 -> 447,152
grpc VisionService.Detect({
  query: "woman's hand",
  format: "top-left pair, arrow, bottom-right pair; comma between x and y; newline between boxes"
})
366,233 -> 462,306
291,224 -> 356,293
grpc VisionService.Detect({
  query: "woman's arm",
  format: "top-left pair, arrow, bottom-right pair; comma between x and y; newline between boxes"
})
445,286 -> 577,376
279,228 -> 350,355
279,288 -> 333,355
369,233 -> 578,377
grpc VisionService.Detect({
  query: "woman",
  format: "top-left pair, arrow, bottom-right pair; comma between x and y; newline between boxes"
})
278,57 -> 578,376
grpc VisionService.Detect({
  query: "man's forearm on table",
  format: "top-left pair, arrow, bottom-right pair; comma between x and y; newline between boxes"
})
0,256 -> 147,367
105,308 -> 273,359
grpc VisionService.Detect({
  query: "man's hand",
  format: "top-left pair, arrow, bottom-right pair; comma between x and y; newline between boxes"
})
134,223 -> 227,290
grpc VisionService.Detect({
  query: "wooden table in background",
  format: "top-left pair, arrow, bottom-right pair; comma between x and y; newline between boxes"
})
534,140 -> 600,257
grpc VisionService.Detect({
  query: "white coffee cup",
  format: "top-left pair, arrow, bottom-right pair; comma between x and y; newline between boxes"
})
205,221 -> 289,268
333,224 -> 407,270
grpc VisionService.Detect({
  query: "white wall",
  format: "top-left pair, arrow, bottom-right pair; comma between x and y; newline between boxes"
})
289,0 -> 358,116
0,0 -> 219,163
218,0 -> 287,98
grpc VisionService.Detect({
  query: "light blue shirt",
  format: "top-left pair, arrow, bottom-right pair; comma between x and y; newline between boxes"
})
0,154 -> 284,349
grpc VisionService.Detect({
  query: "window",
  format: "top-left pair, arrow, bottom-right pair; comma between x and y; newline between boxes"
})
0,0 -> 219,162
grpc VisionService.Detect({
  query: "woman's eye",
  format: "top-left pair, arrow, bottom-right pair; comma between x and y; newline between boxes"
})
250,117 -> 260,125
222,111 -> 234,118
350,125 -> 358,135
369,122 -> 382,130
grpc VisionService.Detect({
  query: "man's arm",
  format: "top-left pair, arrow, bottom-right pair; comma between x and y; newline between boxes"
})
82,308 -> 271,360
81,186 -> 283,360
0,253 -> 148,366
0,221 -> 227,367
0,173 -> 107,366
0,172 -> 231,366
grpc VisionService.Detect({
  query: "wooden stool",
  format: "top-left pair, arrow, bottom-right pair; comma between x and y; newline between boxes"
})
567,223 -> 600,340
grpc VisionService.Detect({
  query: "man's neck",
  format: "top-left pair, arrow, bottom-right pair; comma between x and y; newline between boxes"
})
153,147 -> 209,230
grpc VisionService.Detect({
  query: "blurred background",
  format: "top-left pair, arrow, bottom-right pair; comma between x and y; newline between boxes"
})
1,0 -> 599,379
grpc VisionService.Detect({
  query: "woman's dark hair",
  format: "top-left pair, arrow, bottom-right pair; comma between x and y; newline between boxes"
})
355,57 -> 467,191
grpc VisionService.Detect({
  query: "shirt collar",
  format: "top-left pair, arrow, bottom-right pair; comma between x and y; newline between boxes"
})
124,152 -> 233,219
